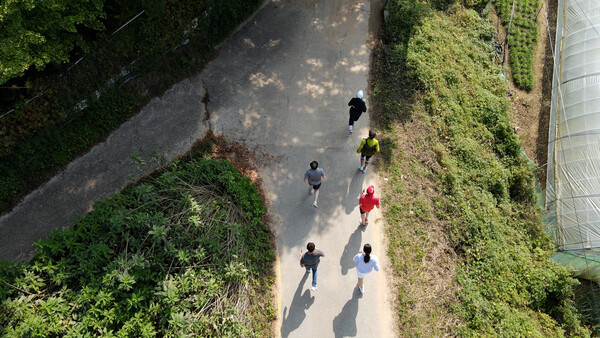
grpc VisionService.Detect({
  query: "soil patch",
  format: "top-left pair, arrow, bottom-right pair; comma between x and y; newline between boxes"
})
186,132 -> 282,201
491,0 -> 556,189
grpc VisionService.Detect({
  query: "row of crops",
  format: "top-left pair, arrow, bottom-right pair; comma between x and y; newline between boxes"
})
495,0 -> 539,91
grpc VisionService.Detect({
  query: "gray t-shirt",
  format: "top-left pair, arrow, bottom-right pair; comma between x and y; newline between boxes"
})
304,168 -> 325,185
301,250 -> 324,268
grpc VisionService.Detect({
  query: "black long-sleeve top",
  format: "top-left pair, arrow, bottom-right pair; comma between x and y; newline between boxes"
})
348,97 -> 367,115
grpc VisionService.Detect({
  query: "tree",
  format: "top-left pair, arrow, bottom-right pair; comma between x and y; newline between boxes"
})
0,0 -> 105,84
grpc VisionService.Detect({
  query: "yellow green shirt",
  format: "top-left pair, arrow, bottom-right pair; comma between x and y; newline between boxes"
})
357,138 -> 380,155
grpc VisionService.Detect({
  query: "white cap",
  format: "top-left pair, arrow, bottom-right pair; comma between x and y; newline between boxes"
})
357,90 -> 363,99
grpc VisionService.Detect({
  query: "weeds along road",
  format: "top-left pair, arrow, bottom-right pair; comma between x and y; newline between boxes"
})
201,0 -> 394,336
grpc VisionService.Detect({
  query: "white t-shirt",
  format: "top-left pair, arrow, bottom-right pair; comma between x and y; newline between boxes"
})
353,253 -> 379,274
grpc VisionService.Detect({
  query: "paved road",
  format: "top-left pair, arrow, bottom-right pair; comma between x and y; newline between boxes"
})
201,1 -> 394,336
0,78 -> 209,262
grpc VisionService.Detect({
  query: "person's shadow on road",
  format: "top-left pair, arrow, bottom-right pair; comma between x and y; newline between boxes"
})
280,272 -> 315,338
332,288 -> 361,338
340,226 -> 362,275
343,170 -> 364,215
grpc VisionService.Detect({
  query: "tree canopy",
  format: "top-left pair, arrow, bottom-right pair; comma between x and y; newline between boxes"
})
0,0 -> 105,84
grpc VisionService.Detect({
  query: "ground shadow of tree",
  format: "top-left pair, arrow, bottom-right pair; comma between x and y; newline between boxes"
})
370,1 -> 433,131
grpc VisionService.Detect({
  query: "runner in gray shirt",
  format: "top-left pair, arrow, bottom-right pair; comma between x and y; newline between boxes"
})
304,161 -> 326,208
300,242 -> 325,291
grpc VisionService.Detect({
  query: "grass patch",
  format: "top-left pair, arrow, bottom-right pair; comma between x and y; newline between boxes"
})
0,153 -> 275,336
376,1 -> 587,335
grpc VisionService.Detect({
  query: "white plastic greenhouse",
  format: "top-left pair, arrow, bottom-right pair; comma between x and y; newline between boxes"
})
546,0 -> 600,281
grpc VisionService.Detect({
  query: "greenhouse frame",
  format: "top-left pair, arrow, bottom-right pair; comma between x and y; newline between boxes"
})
546,0 -> 600,282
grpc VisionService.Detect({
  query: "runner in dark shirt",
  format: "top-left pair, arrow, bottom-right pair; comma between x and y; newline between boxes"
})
300,242 -> 325,292
348,90 -> 367,135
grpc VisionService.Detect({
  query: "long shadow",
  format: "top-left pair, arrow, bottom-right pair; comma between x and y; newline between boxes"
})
343,170 -> 365,215
332,288 -> 361,338
272,150 -> 369,250
535,0 -> 557,190
370,2 -> 434,130
340,225 -> 363,275
280,272 -> 315,338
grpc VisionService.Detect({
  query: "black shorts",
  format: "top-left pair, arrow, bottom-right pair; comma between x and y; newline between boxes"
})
360,154 -> 372,162
311,183 -> 322,190
360,207 -> 366,214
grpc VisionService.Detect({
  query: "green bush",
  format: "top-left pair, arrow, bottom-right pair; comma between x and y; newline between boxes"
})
0,156 -> 275,336
384,0 -> 432,46
380,1 -> 587,335
0,0 -> 106,84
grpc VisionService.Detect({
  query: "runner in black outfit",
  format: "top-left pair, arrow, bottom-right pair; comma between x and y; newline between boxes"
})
348,90 -> 367,135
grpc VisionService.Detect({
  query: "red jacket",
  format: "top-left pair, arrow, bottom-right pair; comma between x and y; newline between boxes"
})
359,194 -> 379,212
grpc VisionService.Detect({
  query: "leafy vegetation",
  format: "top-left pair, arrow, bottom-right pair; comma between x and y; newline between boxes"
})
0,0 -> 106,84
495,0 -> 539,90
574,281 -> 600,336
0,0 -> 263,214
376,0 -> 587,335
0,155 -> 275,336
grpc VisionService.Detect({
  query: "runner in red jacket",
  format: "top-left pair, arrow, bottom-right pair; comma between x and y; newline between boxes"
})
359,185 -> 380,227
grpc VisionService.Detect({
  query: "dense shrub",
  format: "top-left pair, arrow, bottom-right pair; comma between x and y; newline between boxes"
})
0,0 -> 106,84
380,1 -> 587,335
0,0 -> 263,214
0,156 -> 275,336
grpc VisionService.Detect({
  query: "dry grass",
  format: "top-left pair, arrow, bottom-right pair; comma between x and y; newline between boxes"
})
370,38 -> 462,334
382,113 -> 462,336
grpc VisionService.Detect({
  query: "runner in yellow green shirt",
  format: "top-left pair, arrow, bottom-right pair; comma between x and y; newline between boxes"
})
356,130 -> 380,173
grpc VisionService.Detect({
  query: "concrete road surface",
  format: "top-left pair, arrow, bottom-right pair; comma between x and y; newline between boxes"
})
201,1 -> 394,336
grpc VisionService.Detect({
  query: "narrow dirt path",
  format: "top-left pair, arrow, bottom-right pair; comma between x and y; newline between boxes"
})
200,0 -> 394,336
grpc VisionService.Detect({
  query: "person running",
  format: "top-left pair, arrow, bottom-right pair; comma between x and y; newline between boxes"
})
300,242 -> 325,291
356,129 -> 380,173
304,161 -> 326,208
353,243 -> 379,294
348,90 -> 367,135
359,185 -> 380,227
